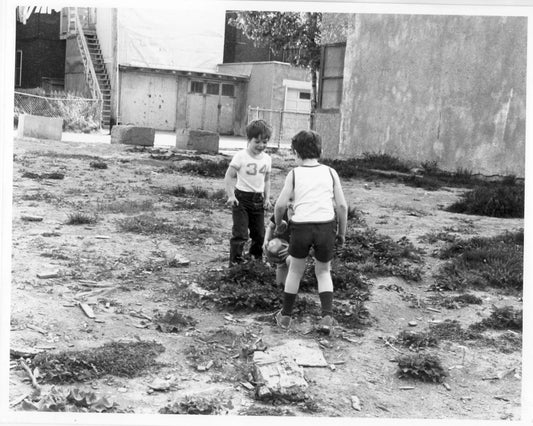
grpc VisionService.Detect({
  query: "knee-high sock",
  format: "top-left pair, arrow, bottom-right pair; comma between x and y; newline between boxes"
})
281,257 -> 306,315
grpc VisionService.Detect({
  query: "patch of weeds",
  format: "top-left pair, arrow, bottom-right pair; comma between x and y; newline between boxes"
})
96,199 -> 154,213
179,158 -> 230,178
358,152 -> 412,172
89,160 -> 108,169
22,171 -> 65,180
159,395 -> 226,415
347,205 -> 367,226
446,183 -> 524,218
65,212 -> 98,225
116,214 -> 177,234
32,341 -> 165,383
433,230 -> 523,292
167,185 -> 226,202
470,306 -> 522,332
439,293 -> 483,309
338,228 -> 423,281
395,330 -> 439,350
418,231 -> 457,244
240,405 -> 296,416
154,310 -> 198,333
428,320 -> 481,342
396,353 -> 448,383
21,191 -> 58,203
200,261 -> 280,311
20,386 -> 129,413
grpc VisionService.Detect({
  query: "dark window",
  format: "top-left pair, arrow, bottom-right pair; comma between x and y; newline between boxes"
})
190,81 -> 204,94
319,43 -> 346,109
206,83 -> 219,95
15,50 -> 22,87
299,91 -> 311,100
221,84 -> 235,97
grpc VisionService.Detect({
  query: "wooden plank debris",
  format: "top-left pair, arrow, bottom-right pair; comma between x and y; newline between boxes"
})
79,303 -> 96,319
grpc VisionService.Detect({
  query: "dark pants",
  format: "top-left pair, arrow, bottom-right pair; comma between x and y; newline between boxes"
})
230,189 -> 265,264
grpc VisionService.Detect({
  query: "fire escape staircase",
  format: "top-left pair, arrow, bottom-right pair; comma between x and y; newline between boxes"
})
84,33 -> 112,128
70,10 -> 111,128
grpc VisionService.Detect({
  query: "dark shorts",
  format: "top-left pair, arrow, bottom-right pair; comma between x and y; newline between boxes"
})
288,220 -> 336,262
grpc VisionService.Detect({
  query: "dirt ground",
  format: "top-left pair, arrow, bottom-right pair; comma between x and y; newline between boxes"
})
8,137 -> 524,420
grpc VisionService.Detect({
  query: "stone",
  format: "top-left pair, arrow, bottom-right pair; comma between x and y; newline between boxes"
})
111,125 -> 155,146
175,128 -> 219,154
17,114 -> 63,141
253,339 -> 328,367
253,357 -> 308,401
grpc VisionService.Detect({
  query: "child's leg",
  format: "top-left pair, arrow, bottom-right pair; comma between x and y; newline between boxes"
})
229,203 -> 249,265
281,257 -> 306,315
276,259 -> 289,286
315,260 -> 334,317
248,201 -> 265,259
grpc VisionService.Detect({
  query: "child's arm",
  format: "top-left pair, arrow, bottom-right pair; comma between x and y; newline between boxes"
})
263,221 -> 275,251
263,171 -> 272,209
224,166 -> 238,207
274,172 -> 294,233
331,169 -> 348,246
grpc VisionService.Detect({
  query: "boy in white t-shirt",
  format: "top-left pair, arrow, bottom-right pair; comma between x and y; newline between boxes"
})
224,119 -> 272,266
273,130 -> 348,334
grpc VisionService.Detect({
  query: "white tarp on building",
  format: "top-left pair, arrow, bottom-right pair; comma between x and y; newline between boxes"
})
118,7 -> 226,73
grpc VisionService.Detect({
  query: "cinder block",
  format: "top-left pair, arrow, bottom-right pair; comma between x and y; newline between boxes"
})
111,125 -> 155,146
17,114 -> 63,141
175,128 -> 219,154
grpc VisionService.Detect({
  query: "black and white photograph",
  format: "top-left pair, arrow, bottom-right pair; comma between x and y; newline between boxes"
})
1,0 -> 531,425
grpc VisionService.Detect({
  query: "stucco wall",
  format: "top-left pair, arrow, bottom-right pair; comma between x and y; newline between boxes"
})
64,37 -> 89,96
338,14 -> 526,177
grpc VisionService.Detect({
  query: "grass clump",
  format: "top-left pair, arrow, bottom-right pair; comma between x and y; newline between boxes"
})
160,396 -> 225,415
471,306 -> 522,332
338,228 -> 423,281
433,230 -> 523,292
395,330 -> 439,350
446,183 -> 524,218
167,185 -> 226,201
200,261 -> 281,311
428,320 -> 481,341
89,160 -> 108,169
179,158 -> 230,178
154,310 -> 198,333
396,354 -> 448,383
439,293 -> 483,309
32,341 -> 165,383
66,212 -> 98,225
116,214 -> 177,234
96,199 -> 154,213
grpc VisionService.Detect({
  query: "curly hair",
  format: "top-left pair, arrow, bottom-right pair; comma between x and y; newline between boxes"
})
291,130 -> 322,159
246,119 -> 272,140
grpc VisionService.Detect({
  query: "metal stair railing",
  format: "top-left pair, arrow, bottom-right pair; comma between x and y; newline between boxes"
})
73,8 -> 103,125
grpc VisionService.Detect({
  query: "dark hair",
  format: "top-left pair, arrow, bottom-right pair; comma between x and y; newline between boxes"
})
246,119 -> 272,140
291,130 -> 322,159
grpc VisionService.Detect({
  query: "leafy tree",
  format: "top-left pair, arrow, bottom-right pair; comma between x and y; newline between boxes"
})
228,11 -> 321,127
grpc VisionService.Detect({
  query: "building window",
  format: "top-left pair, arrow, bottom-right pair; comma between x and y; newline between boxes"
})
15,50 -> 22,87
221,83 -> 235,97
190,81 -> 204,94
206,82 -> 219,95
299,92 -> 311,100
319,43 -> 345,110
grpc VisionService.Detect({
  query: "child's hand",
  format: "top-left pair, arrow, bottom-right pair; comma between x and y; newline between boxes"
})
263,199 -> 272,210
226,195 -> 238,207
335,234 -> 345,247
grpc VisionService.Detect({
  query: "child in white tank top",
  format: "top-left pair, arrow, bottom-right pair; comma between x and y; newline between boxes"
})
273,130 -> 348,333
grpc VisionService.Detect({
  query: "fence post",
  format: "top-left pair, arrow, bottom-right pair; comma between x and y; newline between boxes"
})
278,109 -> 283,149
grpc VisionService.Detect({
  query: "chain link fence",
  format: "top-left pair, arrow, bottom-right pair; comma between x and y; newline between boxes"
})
14,91 -> 102,132
248,106 -> 313,148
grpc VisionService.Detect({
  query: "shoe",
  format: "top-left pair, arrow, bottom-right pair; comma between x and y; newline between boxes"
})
317,315 -> 337,334
275,310 -> 291,329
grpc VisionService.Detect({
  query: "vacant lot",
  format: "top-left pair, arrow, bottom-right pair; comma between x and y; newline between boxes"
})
8,137 -> 523,419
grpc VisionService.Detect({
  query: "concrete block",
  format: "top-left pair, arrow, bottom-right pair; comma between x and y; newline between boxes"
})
111,125 -> 155,146
175,128 -> 219,154
17,114 -> 63,141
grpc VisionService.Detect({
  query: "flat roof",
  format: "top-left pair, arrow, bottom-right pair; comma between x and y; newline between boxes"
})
119,64 -> 249,81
